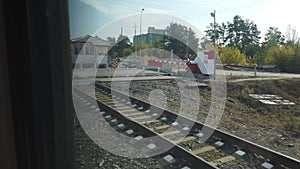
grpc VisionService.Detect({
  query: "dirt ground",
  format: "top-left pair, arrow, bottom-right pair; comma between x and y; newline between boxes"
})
110,78 -> 300,160
221,78 -> 300,160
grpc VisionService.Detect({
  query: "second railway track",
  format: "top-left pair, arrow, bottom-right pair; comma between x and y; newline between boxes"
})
73,81 -> 300,169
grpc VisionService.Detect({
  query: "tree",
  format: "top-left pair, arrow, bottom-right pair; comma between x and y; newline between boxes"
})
263,43 -> 300,73
244,44 -> 262,63
284,26 -> 300,73
263,27 -> 285,47
151,38 -> 164,58
136,41 -> 149,56
218,46 -> 247,65
218,22 -> 228,47
121,48 -> 132,57
108,35 -> 132,57
226,15 -> 261,53
204,22 -> 227,47
264,45 -> 294,72
200,37 -> 211,49
163,22 -> 199,59
106,37 -> 116,45
286,24 -> 299,45
204,15 -> 261,62
152,38 -> 163,49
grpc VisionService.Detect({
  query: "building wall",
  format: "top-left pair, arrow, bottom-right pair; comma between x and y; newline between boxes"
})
71,42 -> 109,68
148,27 -> 165,34
97,46 -> 109,55
134,27 -> 166,47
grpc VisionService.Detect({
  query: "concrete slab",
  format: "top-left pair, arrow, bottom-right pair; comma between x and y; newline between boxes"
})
126,112 -> 144,117
126,129 -> 134,135
104,115 -> 111,119
210,155 -> 236,166
147,143 -> 157,150
119,109 -> 138,114
182,127 -> 190,131
161,117 -> 168,121
215,141 -> 224,147
134,135 -> 143,141
261,162 -> 274,169
96,75 -> 176,82
163,154 -> 175,164
132,116 -> 151,121
110,119 -> 118,124
249,94 -> 295,105
235,150 -> 246,156
176,136 -> 196,143
172,122 -> 179,126
152,113 -> 158,117
195,132 -> 204,138
154,125 -> 170,131
192,146 -> 216,155
181,166 -> 191,169
161,130 -> 180,137
115,106 -> 132,110
117,123 -> 125,129
141,120 -> 160,125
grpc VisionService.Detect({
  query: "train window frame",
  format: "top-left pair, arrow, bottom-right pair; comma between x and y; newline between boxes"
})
0,0 -> 75,169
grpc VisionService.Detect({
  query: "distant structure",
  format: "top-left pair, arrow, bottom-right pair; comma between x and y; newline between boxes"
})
133,27 -> 166,46
71,35 -> 112,68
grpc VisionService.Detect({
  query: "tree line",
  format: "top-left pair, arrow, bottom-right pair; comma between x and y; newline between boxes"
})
106,16 -> 300,73
204,15 -> 300,73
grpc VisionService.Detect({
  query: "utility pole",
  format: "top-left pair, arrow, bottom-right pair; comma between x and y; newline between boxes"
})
210,10 -> 216,78
186,31 -> 189,59
133,24 -> 137,59
140,8 -> 144,57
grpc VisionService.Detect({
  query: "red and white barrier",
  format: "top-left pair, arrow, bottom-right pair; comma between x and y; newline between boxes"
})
187,50 -> 215,75
147,50 -> 215,75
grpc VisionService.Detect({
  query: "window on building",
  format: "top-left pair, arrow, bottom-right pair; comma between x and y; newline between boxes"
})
90,46 -> 94,55
74,43 -> 79,55
79,44 -> 83,54
85,46 -> 90,55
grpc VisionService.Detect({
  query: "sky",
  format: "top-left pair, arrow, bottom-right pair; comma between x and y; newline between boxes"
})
68,0 -> 300,42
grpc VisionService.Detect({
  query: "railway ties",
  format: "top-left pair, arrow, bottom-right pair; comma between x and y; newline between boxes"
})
73,83 -> 300,169
74,86 -> 213,169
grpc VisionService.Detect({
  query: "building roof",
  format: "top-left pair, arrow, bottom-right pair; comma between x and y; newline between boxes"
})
72,35 -> 112,46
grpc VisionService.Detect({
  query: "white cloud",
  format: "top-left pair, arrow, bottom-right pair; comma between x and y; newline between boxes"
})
80,0 -> 141,16
143,8 -> 170,14
79,0 -> 300,39
80,0 -> 111,14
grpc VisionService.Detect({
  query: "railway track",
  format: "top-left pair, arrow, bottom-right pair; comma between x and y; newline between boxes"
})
73,82 -> 300,169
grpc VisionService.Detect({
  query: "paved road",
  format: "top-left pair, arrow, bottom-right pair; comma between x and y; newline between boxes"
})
218,69 -> 300,78
73,68 -> 300,80
73,68 -> 161,78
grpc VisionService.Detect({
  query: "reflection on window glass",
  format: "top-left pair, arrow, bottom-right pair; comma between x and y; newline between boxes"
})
69,0 -> 300,168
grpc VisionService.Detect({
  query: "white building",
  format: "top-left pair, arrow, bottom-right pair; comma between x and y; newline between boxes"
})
71,35 -> 112,68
